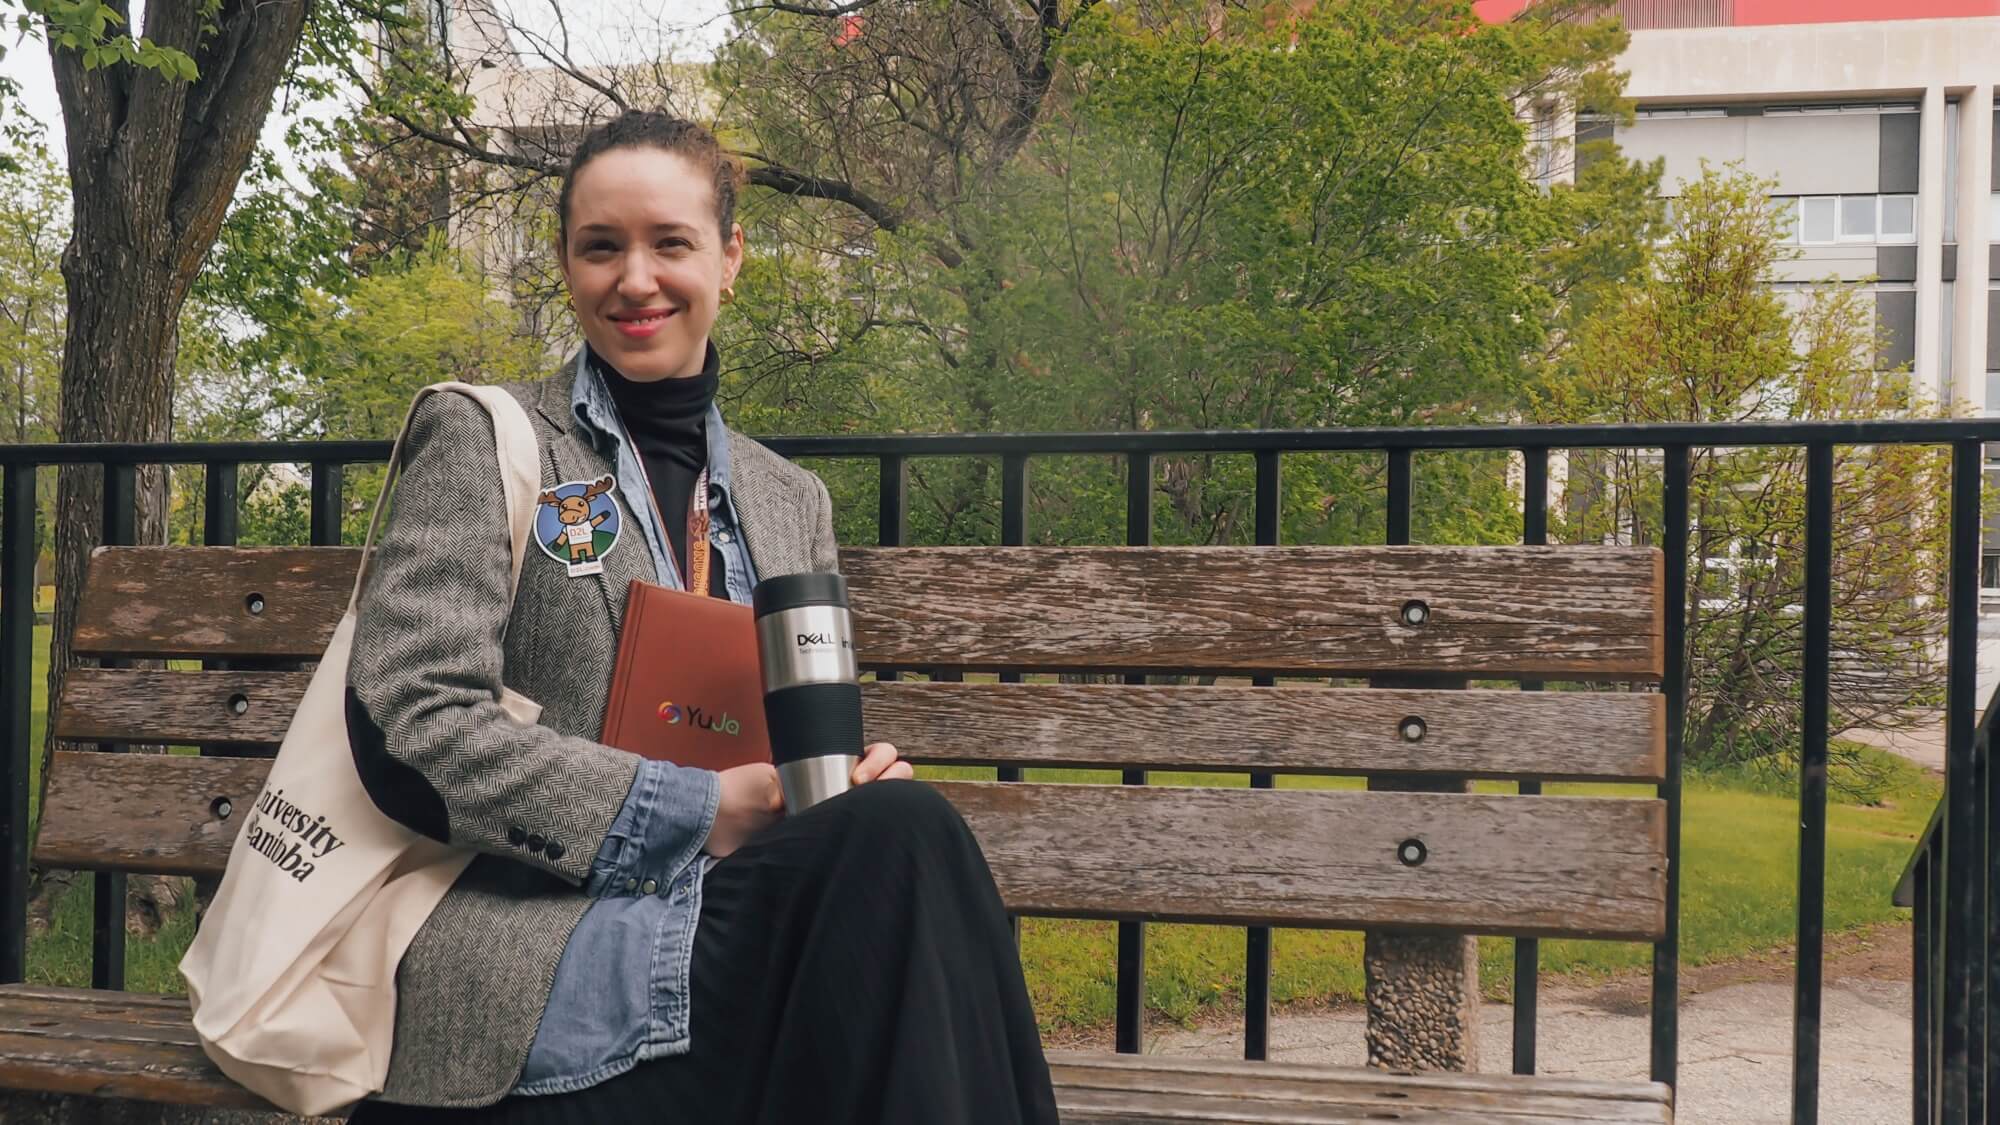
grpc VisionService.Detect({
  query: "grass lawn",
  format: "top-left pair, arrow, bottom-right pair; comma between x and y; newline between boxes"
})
12,645 -> 1936,1030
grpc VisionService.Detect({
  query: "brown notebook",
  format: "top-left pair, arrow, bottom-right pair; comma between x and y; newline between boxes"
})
600,578 -> 772,771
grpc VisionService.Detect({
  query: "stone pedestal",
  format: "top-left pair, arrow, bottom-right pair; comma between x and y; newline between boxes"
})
1364,928 -> 1480,1071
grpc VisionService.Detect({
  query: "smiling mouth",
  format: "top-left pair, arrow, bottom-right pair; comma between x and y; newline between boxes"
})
611,309 -> 675,325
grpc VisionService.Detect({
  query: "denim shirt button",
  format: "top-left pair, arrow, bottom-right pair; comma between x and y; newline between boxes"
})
623,877 -> 639,893
640,879 -> 658,895
715,528 -> 732,544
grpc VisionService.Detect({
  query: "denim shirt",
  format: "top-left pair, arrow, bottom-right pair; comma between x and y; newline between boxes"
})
515,348 -> 760,1095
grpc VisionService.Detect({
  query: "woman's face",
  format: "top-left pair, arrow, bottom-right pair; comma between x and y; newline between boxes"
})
558,147 -> 744,381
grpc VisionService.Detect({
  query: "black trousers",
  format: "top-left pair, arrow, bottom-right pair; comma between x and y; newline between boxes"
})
352,780 -> 1058,1125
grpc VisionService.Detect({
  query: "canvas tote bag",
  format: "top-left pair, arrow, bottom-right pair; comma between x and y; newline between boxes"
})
181,382 -> 542,1115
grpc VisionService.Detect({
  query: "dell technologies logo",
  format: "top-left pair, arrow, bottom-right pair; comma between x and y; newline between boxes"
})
795,632 -> 853,650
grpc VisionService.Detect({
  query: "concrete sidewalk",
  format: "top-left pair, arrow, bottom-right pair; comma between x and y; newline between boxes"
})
1145,976 -> 1911,1124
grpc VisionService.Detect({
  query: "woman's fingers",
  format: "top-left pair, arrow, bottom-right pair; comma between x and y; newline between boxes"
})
852,741 -> 900,785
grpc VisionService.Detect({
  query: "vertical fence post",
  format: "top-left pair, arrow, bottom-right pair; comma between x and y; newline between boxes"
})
92,463 -> 134,991
1652,445 -> 1689,1091
998,454 -> 1028,781
877,456 -> 907,687
0,464 -> 35,983
1514,447 -> 1549,1076
1245,449 -> 1280,1061
205,463 -> 239,548
1116,450 -> 1151,1056
1943,439 -> 1983,1122
1792,443 -> 1834,1125
310,462 -> 344,548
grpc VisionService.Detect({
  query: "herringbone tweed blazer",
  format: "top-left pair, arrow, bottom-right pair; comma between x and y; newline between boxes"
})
345,368 -> 837,1107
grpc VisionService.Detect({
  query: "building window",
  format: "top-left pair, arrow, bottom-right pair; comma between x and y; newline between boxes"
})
1801,197 -> 1838,244
1839,196 -> 1878,241
1880,195 -> 1917,242
1984,552 -> 2000,591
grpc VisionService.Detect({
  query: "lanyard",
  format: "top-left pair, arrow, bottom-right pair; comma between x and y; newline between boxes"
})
618,424 -> 712,597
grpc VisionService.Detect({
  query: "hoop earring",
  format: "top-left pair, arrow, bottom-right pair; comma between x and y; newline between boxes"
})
720,285 -> 736,306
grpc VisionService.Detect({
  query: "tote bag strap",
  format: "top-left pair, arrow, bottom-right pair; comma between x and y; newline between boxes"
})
348,383 -> 541,614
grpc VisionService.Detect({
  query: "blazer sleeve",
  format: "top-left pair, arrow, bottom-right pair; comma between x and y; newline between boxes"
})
344,392 -> 716,886
808,470 -> 839,574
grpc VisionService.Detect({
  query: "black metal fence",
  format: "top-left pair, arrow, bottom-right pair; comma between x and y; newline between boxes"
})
2,417 -> 1997,1124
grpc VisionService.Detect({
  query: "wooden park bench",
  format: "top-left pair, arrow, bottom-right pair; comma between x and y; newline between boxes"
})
6,541 -> 1674,1122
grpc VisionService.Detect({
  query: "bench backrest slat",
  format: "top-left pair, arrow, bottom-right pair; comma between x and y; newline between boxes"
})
57,671 -> 1665,783
75,545 -> 1664,680
34,752 -> 1665,941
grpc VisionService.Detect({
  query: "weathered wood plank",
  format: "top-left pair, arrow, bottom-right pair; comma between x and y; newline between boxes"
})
34,755 -> 1666,940
72,548 -> 360,660
1055,1084 -> 1669,1123
56,672 -> 1666,782
1048,1052 -> 1673,1105
0,1026 -> 270,1110
941,782 -> 1666,940
880,683 -> 1663,781
1046,1054 -> 1671,1120
71,546 -> 1663,679
0,990 -> 1673,1118
54,669 -> 306,749
842,546 -> 1664,679
34,753 -> 257,876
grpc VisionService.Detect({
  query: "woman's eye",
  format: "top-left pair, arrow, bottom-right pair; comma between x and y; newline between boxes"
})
583,241 -> 616,255
658,238 -> 691,251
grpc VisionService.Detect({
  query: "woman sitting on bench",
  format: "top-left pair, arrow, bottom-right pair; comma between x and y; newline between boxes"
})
343,110 -> 1057,1125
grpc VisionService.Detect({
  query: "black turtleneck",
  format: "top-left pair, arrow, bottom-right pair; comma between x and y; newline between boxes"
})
595,345 -> 727,596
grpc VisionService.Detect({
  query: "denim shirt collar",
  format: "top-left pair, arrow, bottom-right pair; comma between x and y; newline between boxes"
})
568,343 -> 735,502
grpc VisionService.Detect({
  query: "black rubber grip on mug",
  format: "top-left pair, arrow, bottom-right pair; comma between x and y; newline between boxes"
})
763,681 -> 865,767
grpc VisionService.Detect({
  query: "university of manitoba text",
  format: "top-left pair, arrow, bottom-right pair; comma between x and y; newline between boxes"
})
242,787 -> 346,882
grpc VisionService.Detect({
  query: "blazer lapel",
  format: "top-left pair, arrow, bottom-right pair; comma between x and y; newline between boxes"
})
726,427 -> 810,581
536,369 -> 656,637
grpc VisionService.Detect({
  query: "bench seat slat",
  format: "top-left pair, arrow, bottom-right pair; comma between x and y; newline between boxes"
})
35,755 -> 1665,940
0,989 -> 1671,1120
56,673 -> 1666,783
1047,1056 -> 1670,1120
73,546 -> 1664,680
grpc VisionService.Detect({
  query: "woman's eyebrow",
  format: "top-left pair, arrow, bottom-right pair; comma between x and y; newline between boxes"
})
571,220 -> 700,237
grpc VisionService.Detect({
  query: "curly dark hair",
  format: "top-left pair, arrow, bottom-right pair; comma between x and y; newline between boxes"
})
556,110 -> 743,243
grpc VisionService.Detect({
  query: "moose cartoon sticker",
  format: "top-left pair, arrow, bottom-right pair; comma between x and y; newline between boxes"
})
535,476 -> 623,578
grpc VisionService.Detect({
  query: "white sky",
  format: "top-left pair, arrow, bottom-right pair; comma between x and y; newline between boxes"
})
0,0 -> 734,182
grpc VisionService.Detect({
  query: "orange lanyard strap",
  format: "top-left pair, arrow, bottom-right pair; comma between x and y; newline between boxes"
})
685,469 -> 711,598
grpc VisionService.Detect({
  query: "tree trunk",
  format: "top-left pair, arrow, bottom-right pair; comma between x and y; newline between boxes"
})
37,0 -> 312,942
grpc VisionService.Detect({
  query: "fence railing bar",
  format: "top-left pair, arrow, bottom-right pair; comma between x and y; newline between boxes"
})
1514,446 -> 1550,1077
1942,438 -> 1983,1122
757,418 -> 2000,458
0,464 -> 34,984
1245,449 -> 1281,1062
1791,443 -> 1834,1125
1652,444 -> 1689,1090
92,464 -> 135,992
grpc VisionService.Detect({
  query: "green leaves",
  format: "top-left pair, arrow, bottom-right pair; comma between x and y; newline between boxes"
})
9,0 -> 200,77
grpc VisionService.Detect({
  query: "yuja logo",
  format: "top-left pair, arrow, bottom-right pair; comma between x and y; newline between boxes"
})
656,700 -> 741,736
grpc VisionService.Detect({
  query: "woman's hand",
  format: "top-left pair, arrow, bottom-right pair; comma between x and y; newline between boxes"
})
704,762 -> 784,858
852,741 -> 915,786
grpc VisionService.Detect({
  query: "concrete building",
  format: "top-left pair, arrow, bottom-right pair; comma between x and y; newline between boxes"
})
1485,0 -> 2000,593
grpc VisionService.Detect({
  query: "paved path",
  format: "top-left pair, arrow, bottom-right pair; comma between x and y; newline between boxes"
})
1145,977 -> 1911,1124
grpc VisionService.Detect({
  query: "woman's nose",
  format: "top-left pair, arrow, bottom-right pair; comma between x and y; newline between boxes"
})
616,251 -> 657,301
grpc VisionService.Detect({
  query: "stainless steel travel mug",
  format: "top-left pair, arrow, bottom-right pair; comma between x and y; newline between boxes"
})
752,571 -> 863,814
